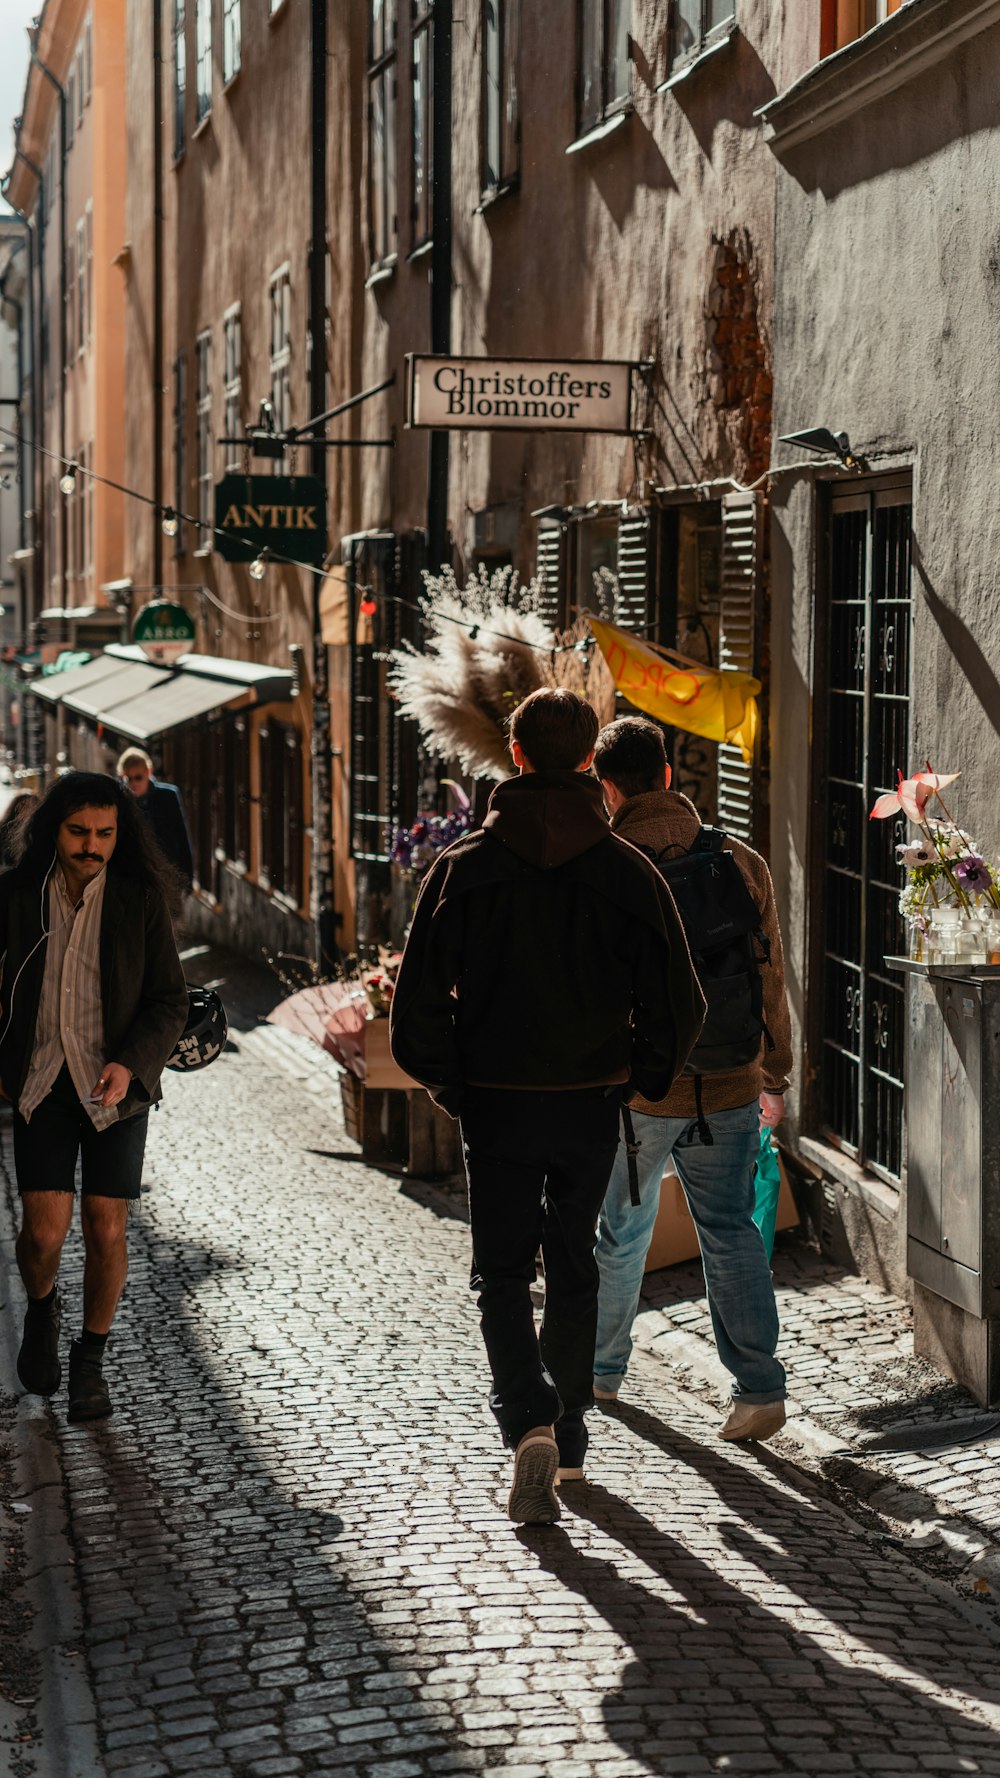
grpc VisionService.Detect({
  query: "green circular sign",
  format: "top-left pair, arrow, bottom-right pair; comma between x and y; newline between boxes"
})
133,600 -> 196,663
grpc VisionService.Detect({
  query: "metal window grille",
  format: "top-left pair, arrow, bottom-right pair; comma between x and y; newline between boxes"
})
196,0 -> 212,120
173,0 -> 187,157
412,2 -> 433,247
223,304 -> 241,470
268,267 -> 291,433
819,483 -> 912,1184
578,0 -> 630,135
483,0 -> 520,193
195,330 -> 213,546
369,0 -> 398,267
223,0 -> 241,83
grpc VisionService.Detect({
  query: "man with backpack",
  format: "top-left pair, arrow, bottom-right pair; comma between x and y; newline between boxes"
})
592,716 -> 792,1442
390,689 -> 705,1523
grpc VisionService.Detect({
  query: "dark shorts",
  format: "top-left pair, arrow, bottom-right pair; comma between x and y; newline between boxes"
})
13,1065 -> 149,1201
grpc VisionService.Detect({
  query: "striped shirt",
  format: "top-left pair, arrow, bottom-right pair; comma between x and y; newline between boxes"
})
20,868 -> 117,1130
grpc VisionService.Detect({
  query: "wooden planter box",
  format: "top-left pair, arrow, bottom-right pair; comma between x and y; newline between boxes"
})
339,1020 -> 463,1179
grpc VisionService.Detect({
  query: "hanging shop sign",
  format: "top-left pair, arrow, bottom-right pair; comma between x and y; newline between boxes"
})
213,474 -> 328,567
405,355 -> 635,434
133,600 -> 196,666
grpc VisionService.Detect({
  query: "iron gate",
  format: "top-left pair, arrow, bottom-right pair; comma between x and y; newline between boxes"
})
819,480 -> 912,1183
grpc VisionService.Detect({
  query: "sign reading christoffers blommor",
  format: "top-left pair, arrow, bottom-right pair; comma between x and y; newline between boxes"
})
133,600 -> 196,666
405,355 -> 635,433
213,474 -> 328,567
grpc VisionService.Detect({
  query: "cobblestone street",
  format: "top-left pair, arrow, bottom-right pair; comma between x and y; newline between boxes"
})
2,951 -> 1000,1778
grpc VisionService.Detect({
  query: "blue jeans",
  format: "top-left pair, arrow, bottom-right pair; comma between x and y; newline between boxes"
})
594,1102 -> 785,1404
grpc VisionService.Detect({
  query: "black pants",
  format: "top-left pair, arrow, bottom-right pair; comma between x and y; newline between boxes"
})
461,1085 -> 622,1457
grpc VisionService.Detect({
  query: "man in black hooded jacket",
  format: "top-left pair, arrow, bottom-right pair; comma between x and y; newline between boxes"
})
390,688 -> 704,1524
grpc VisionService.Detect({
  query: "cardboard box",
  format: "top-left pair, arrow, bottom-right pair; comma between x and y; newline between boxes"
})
644,1152 -> 798,1273
362,1017 -> 417,1090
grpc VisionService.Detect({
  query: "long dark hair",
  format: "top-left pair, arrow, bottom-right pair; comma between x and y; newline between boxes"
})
0,791 -> 40,869
16,772 -> 184,915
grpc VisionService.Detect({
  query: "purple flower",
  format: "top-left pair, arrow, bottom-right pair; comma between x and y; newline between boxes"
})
955,855 -> 992,895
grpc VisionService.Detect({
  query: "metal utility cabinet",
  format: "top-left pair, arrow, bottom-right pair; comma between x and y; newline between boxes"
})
893,960 -> 1000,1404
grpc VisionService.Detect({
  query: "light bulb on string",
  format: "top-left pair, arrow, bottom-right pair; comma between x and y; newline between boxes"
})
249,551 -> 268,582
59,463 -> 77,496
161,507 -> 179,538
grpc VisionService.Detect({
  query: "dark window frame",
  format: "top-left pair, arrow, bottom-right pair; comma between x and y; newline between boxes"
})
577,0 -> 631,138
368,0 -> 399,270
481,0 -> 520,197
411,1 -> 433,249
173,0 -> 187,159
668,0 -> 736,74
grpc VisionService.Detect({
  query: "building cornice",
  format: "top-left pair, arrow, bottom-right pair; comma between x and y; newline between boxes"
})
757,0 -> 1000,153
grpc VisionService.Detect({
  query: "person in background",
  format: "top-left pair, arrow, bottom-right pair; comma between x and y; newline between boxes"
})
117,747 -> 194,891
0,792 -> 40,870
591,715 -> 793,1445
1,773 -> 188,1421
390,689 -> 705,1524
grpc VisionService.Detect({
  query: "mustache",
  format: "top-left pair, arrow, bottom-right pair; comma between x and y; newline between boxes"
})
72,852 -> 104,863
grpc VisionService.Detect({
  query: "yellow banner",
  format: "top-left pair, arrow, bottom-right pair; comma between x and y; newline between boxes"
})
589,618 -> 760,764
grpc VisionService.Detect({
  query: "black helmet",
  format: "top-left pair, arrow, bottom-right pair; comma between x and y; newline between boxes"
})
167,985 -> 228,1072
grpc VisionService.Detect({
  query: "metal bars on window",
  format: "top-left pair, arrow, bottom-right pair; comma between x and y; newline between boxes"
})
819,483 -> 912,1184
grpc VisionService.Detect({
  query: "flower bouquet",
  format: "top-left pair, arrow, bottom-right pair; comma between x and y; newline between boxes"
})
361,948 -> 403,1017
870,768 -> 1000,964
387,780 -> 472,877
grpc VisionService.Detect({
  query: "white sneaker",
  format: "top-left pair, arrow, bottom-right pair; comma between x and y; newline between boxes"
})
507,1434 -> 560,1524
719,1400 -> 786,1443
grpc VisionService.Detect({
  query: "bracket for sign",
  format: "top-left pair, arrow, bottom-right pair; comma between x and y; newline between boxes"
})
217,374 -> 397,460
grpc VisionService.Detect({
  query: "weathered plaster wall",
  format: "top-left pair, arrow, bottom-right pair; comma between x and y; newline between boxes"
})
769,14 -> 1000,1294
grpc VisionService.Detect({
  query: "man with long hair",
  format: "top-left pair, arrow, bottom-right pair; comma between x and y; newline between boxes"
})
0,773 -> 188,1421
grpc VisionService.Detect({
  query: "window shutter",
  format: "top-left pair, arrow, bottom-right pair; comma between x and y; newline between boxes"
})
615,512 -> 651,632
535,523 -> 566,627
716,490 -> 760,845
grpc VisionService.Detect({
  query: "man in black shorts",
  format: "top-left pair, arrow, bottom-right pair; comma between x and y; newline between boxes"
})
0,773 -> 187,1420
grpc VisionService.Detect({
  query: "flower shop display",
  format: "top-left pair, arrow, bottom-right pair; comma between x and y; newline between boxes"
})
388,780 -> 472,877
870,767 -> 1000,965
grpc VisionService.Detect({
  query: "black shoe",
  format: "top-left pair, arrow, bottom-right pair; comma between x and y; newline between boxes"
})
17,1289 -> 62,1396
67,1339 -> 113,1422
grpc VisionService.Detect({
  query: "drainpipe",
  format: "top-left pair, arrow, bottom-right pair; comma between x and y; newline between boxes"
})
2,156 -> 45,768
426,0 -> 452,571
30,49 -> 68,612
309,0 -> 335,968
152,1 -> 164,590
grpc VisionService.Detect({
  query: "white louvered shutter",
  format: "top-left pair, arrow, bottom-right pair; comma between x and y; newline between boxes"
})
615,512 -> 651,633
716,490 -> 761,844
535,523 -> 566,627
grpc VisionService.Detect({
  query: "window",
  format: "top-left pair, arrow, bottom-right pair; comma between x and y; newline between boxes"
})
84,441 -> 93,578
223,304 -> 242,468
368,0 -> 398,267
172,354 -> 187,555
816,481 -> 912,1184
76,219 -> 86,354
84,14 -> 92,103
345,533 -> 420,869
85,204 -> 93,340
482,0 -> 520,194
269,266 -> 291,433
66,69 -> 76,148
822,0 -> 903,55
669,0 -> 734,71
224,717 -> 251,865
65,234 -> 75,369
195,330 -> 213,546
412,2 -> 433,248
260,720 -> 305,905
578,0 -> 629,136
196,0 -> 212,121
75,46 -> 85,125
173,0 -> 187,156
223,0 -> 241,82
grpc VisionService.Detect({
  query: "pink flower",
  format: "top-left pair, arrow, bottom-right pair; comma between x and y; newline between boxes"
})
870,769 -> 960,824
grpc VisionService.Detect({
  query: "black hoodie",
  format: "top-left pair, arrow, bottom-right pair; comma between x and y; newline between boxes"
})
389,771 -> 705,1117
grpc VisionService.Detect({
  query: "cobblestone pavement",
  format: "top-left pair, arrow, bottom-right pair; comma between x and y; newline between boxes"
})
2,948 -> 1000,1777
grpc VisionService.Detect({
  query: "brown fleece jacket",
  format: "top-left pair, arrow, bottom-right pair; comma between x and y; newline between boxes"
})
612,790 -> 793,1118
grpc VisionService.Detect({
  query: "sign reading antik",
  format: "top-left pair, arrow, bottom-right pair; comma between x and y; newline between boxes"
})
405,355 -> 635,434
213,474 -> 328,567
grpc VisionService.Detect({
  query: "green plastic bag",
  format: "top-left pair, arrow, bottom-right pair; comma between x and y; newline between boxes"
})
753,1127 -> 782,1260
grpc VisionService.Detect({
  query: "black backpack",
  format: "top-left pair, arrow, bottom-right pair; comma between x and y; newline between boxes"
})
632,826 -> 773,1156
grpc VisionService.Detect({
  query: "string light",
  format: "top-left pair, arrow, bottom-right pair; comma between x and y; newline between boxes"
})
249,551 -> 268,582
161,507 -> 179,538
59,463 -> 77,495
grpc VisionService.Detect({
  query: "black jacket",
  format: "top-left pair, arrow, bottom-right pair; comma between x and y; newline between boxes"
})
0,869 -> 189,1120
389,771 -> 706,1117
138,780 -> 194,886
